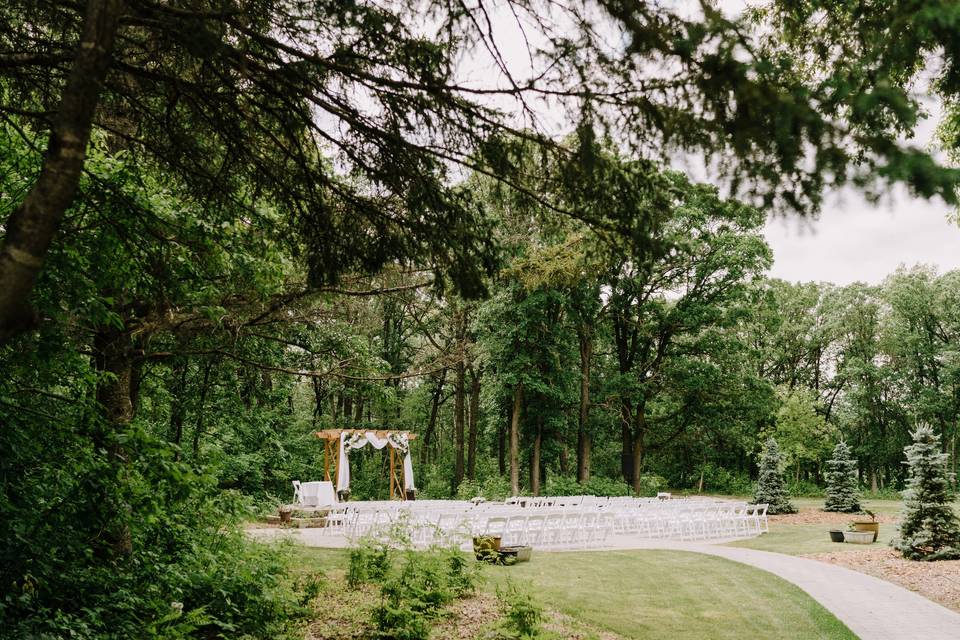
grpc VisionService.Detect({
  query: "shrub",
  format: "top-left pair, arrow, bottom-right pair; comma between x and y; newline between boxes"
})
496,582 -> 545,639
347,540 -> 392,589
543,474 -> 653,497
753,437 -> 796,514
0,425 -> 314,640
373,547 -> 476,639
824,441 -> 860,512
787,480 -> 824,497
699,465 -> 754,495
892,425 -> 960,561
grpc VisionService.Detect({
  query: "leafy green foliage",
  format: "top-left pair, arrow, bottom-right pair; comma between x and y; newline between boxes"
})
495,582 -> 547,640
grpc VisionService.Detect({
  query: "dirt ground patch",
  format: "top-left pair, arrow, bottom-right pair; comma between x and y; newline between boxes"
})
806,546 -> 960,613
770,508 -> 896,526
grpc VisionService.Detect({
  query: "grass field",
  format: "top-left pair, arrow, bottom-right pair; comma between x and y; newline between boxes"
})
726,497 -> 959,555
481,549 -> 855,640
296,546 -> 855,639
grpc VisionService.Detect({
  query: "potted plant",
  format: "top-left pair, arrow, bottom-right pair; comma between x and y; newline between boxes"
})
828,529 -> 845,543
852,509 -> 879,542
473,535 -> 502,563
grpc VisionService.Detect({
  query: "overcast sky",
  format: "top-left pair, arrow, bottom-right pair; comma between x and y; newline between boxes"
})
763,188 -> 960,286
760,95 -> 960,286
463,0 -> 960,286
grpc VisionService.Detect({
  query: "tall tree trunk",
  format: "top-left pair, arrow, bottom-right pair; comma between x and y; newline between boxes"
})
631,436 -> 645,495
342,394 -> 353,423
452,361 -> 466,492
192,361 -> 213,458
420,369 -> 446,465
497,407 -> 506,476
168,361 -> 188,451
312,376 -> 326,427
620,401 -> 634,484
353,395 -> 364,423
559,445 -> 568,476
93,326 -> 135,557
467,366 -> 481,480
577,324 -> 592,482
509,382 -> 523,495
0,0 -> 124,343
630,405 -> 647,494
530,415 -> 542,496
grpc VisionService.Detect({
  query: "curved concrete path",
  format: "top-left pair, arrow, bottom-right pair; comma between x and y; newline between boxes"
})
630,539 -> 960,640
248,528 -> 960,639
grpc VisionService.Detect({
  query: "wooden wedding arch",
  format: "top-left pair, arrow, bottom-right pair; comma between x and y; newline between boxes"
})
315,429 -> 417,500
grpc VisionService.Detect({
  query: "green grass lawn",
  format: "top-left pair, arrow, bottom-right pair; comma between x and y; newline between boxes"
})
295,546 -> 855,639
726,498 -> 959,556
480,550 -> 855,640
726,523 -> 896,555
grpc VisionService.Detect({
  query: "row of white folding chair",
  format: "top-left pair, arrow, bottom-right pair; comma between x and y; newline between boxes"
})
477,511 -> 614,549
613,502 -> 750,540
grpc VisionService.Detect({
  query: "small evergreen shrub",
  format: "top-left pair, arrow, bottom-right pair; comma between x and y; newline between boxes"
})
824,441 -> 861,512
892,425 -> 960,561
753,437 -> 796,514
373,547 -> 476,640
496,582 -> 545,639
347,540 -> 392,588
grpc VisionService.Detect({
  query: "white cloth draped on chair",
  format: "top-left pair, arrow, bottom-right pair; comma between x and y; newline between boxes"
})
336,431 -> 416,494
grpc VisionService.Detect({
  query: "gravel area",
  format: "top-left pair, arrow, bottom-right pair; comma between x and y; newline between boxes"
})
806,547 -> 960,613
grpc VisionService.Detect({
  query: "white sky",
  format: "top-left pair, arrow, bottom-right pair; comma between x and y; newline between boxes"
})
763,187 -> 960,286
451,0 -> 960,286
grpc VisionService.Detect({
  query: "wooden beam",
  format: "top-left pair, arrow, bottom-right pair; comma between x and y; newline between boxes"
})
314,428 -> 418,441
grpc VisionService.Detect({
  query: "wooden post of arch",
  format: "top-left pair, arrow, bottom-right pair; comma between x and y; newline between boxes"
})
323,439 -> 331,482
389,446 -> 396,500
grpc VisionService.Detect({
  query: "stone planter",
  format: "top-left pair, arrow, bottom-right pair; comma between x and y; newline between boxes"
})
853,521 -> 879,542
828,529 -> 845,543
498,545 -> 533,564
843,530 -> 874,544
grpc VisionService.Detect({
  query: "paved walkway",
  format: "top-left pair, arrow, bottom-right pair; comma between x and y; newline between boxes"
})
247,527 -> 960,639
628,539 -> 960,640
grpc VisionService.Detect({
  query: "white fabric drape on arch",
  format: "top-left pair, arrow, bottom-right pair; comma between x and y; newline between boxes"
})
336,432 -> 415,494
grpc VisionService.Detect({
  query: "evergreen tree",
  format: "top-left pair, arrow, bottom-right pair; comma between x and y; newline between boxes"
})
753,437 -> 796,514
892,425 -> 960,561
824,441 -> 861,513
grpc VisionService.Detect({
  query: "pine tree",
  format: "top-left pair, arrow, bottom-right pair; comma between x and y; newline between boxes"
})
754,437 -> 796,515
824,441 -> 861,513
892,425 -> 960,561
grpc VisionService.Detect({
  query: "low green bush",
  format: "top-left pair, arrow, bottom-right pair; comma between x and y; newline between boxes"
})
495,581 -> 547,639
788,480 -> 825,497
543,474 -> 650,497
0,427 -> 316,640
699,465 -> 754,495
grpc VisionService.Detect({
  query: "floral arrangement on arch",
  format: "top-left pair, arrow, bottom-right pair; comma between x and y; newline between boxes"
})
387,432 -> 409,454
343,432 -> 366,453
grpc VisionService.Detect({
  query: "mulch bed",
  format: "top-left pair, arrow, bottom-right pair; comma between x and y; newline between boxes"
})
806,547 -> 960,613
770,509 -> 896,526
